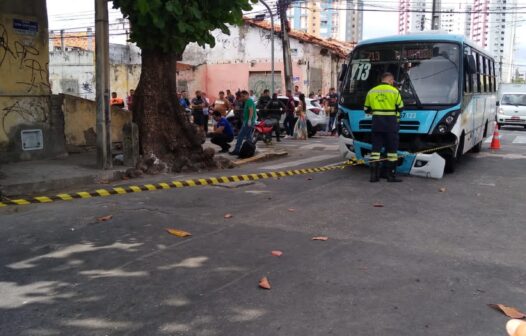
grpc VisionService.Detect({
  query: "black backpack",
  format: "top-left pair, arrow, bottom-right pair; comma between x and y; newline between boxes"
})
239,139 -> 256,159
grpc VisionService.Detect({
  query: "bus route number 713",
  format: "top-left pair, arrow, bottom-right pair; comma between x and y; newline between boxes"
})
351,61 -> 371,81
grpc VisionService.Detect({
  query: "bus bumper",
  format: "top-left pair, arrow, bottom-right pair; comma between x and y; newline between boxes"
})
339,137 -> 445,179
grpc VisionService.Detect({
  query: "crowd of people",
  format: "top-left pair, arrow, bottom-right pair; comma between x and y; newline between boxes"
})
110,86 -> 339,157
173,87 -> 340,157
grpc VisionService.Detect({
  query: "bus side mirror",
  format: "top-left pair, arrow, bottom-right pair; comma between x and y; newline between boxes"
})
465,55 -> 477,74
496,101 -> 500,106
339,64 -> 348,82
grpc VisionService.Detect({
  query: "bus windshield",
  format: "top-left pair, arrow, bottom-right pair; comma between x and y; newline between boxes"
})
341,42 -> 461,109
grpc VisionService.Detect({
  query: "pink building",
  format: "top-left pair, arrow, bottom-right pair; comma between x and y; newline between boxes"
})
178,18 -> 354,102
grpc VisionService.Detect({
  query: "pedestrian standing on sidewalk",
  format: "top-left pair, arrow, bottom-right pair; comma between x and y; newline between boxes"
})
265,93 -> 286,142
210,111 -> 234,153
256,89 -> 271,117
294,85 -> 301,97
326,87 -> 338,133
230,90 -> 256,156
110,92 -> 125,108
126,89 -> 135,111
213,91 -> 231,117
202,92 -> 211,135
293,93 -> 308,140
226,89 -> 235,105
284,89 -> 296,137
191,90 -> 205,128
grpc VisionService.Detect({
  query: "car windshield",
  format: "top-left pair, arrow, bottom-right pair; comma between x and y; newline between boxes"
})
340,42 -> 461,108
501,94 -> 526,106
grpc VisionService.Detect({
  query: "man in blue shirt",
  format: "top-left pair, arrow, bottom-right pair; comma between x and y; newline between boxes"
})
210,111 -> 234,153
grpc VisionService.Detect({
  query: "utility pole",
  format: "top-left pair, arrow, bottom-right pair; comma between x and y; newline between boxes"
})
95,0 -> 112,169
260,0 -> 275,95
278,0 -> 294,92
431,0 -> 441,30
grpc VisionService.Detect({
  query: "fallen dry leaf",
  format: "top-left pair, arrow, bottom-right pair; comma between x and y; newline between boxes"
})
488,304 -> 526,319
96,215 -> 113,222
224,213 -> 233,219
259,276 -> 271,289
271,250 -> 283,257
166,228 -> 192,238
312,236 -> 329,241
288,208 -> 296,212
439,187 -> 447,192
373,203 -> 384,208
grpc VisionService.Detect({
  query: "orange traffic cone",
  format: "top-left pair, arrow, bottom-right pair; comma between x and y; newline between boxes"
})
490,124 -> 501,150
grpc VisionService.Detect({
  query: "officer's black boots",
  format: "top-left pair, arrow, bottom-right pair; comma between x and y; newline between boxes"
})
369,162 -> 380,183
387,162 -> 402,183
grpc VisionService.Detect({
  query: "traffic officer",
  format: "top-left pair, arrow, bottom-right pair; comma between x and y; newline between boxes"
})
364,72 -> 404,183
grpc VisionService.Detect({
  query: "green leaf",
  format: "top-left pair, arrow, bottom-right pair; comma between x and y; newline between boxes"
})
136,0 -> 149,14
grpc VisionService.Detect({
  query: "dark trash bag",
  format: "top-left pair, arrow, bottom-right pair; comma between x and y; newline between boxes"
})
239,139 -> 256,159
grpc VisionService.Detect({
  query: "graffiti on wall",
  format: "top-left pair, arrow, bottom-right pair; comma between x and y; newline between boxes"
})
249,71 -> 283,97
0,98 -> 48,142
212,31 -> 240,49
0,21 -> 50,94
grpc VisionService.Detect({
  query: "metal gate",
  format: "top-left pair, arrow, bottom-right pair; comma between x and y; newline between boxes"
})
248,71 -> 282,96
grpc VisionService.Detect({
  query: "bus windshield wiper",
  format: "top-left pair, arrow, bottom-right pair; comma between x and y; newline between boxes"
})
400,69 -> 422,108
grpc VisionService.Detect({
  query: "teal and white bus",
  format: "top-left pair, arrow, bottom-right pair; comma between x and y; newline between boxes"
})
337,33 -> 497,178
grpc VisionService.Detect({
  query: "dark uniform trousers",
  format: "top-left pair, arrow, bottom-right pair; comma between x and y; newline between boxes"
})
371,115 -> 399,163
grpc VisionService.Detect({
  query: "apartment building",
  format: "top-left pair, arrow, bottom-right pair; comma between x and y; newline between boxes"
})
470,0 -> 518,82
398,0 -> 517,82
287,0 -> 363,42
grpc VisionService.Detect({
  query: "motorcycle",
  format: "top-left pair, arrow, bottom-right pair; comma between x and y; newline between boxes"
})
252,119 -> 276,145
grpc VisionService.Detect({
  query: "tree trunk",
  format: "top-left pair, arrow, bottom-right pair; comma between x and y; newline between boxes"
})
132,50 -> 214,172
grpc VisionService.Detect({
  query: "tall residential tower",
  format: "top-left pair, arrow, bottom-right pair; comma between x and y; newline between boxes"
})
287,0 -> 364,42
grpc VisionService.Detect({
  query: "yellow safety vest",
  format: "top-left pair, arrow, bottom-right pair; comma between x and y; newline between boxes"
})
364,84 -> 404,118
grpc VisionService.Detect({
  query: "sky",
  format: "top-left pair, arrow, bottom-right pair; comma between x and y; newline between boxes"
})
46,0 -> 526,73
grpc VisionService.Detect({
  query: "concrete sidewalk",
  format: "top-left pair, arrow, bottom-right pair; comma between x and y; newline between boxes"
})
0,141 -> 287,197
0,152 -> 127,197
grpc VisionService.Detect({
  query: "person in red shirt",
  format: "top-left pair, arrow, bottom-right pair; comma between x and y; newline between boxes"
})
110,92 -> 125,108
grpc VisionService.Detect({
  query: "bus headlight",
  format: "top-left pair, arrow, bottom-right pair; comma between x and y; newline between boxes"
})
433,110 -> 460,134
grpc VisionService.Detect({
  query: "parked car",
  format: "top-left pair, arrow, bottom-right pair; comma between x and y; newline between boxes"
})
273,96 -> 327,137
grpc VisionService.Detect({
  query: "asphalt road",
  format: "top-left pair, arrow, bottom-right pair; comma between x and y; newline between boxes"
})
1,129 -> 525,336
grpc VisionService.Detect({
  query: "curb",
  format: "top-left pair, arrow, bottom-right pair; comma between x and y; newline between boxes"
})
233,150 -> 288,166
0,163 -> 345,207
0,170 -> 125,198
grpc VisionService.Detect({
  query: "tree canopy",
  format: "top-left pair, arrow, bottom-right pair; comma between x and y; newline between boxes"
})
113,0 -> 257,53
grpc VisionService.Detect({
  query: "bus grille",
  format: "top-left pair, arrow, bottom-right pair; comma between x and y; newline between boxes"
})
359,120 -> 420,131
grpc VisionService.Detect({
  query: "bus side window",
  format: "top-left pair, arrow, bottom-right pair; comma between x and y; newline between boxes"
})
474,53 -> 482,93
464,46 -> 473,93
486,58 -> 495,92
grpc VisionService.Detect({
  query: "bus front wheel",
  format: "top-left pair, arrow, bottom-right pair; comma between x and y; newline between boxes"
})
444,135 -> 464,174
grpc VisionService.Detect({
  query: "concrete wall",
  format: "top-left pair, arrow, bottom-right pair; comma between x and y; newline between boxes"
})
182,24 -> 343,101
49,44 -> 141,103
0,0 -> 66,163
62,94 -> 132,147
